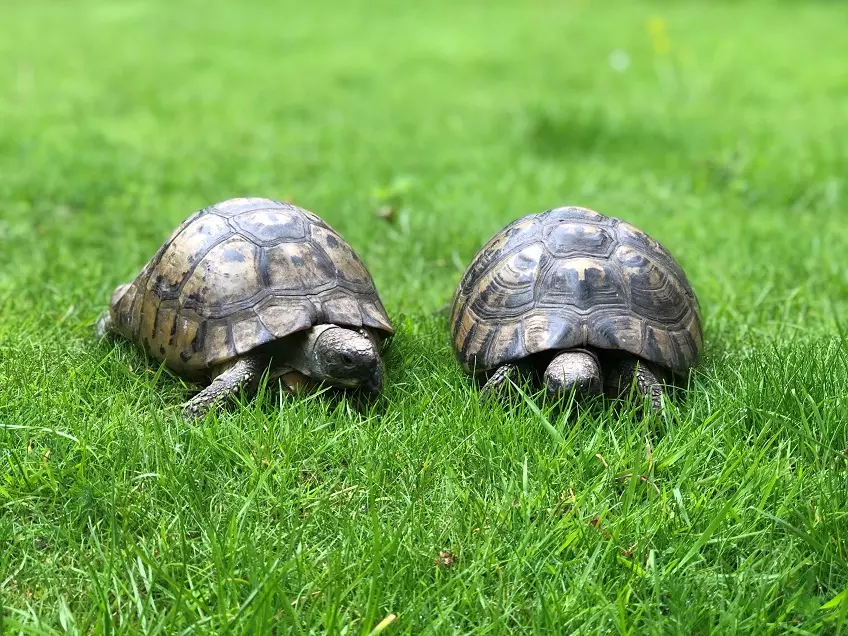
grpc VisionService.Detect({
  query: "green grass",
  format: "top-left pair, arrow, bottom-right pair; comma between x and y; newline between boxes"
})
1,0 -> 847,632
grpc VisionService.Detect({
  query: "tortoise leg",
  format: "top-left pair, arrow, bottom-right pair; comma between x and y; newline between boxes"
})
97,283 -> 132,341
543,348 -> 602,399
603,355 -> 665,412
94,311 -> 113,341
480,363 -> 527,398
183,353 -> 267,419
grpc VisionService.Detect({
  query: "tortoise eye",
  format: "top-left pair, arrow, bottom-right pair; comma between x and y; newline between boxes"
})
342,354 -> 354,365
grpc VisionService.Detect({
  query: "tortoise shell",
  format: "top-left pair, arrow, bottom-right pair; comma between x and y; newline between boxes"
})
110,197 -> 393,379
450,206 -> 702,375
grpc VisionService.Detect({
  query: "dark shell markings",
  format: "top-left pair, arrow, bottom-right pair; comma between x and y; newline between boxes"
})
109,197 -> 393,380
450,206 -> 702,377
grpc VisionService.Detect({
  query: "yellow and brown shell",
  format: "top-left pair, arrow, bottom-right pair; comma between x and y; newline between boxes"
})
450,206 -> 702,375
110,198 -> 393,379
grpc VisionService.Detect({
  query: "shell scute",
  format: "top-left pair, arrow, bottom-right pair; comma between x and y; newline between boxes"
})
149,213 -> 233,301
255,296 -> 317,339
231,314 -> 275,355
543,206 -> 610,225
542,222 -> 616,258
178,237 -> 262,316
617,221 -> 696,298
454,216 -> 541,302
537,258 -> 626,312
230,207 -> 308,245
464,244 -> 542,321
263,241 -> 337,293
110,198 -> 392,377
615,246 -> 691,327
210,197 -> 281,218
319,292 -> 366,326
451,206 -> 701,375
310,224 -> 373,289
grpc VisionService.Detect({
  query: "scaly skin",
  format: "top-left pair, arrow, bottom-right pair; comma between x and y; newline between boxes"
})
288,325 -> 383,393
94,311 -> 113,341
183,354 -> 267,419
184,325 -> 383,418
480,363 -> 524,396
97,308 -> 384,418
603,354 -> 666,412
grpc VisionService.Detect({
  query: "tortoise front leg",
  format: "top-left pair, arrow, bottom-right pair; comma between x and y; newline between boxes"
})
480,363 -> 528,399
603,355 -> 666,412
183,353 -> 267,419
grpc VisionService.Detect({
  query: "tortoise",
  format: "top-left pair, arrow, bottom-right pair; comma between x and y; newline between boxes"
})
96,197 -> 394,417
450,206 -> 702,410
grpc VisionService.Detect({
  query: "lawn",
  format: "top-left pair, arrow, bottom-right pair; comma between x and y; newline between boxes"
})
1,0 -> 847,632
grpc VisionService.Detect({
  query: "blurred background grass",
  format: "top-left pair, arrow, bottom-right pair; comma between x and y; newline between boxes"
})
1,0 -> 847,632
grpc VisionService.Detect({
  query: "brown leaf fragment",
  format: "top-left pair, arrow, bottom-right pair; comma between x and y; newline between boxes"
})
375,205 -> 396,222
589,515 -> 611,540
435,550 -> 456,568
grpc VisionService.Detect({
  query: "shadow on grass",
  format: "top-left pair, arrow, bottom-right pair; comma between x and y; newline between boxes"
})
524,106 -> 684,159
469,361 -> 698,443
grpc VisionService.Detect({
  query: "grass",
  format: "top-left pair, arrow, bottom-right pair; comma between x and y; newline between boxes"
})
1,0 -> 847,632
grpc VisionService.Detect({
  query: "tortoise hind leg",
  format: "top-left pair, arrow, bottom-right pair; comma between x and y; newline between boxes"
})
95,311 -> 113,341
183,353 -> 267,419
603,354 -> 666,412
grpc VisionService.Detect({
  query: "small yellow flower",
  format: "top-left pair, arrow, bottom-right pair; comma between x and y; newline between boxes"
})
653,34 -> 671,56
646,16 -> 671,55
646,17 -> 667,36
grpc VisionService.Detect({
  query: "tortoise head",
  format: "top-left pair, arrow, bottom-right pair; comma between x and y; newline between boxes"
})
307,326 -> 383,394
